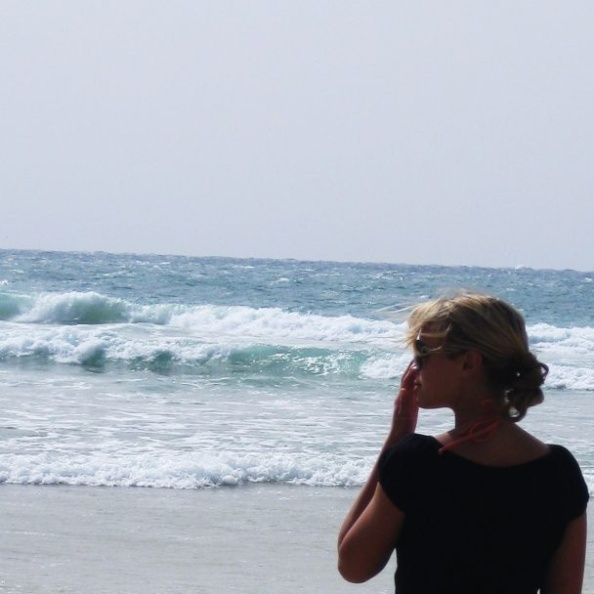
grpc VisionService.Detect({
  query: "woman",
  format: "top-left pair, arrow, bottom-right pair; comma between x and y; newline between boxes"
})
338,293 -> 589,593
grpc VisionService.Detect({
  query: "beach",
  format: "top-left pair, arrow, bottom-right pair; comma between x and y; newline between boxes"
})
1,253 -> 593,593
0,484 -> 395,594
0,483 -> 591,594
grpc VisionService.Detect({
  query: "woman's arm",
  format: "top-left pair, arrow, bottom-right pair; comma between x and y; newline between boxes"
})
338,483 -> 405,582
337,362 -> 418,583
542,512 -> 587,594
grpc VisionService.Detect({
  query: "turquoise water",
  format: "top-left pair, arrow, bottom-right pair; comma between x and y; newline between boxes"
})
0,249 -> 592,490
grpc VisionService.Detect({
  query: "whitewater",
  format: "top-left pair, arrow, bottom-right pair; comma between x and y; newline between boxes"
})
0,249 -> 592,492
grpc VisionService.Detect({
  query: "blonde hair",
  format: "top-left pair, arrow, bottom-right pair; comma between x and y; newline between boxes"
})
406,292 -> 548,421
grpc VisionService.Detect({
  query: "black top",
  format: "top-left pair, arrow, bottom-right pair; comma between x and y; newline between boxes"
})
378,433 -> 589,594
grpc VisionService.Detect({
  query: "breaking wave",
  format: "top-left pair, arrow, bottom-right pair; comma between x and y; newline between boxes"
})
1,291 -> 594,388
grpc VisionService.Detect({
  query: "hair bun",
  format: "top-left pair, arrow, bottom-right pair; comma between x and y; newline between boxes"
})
504,353 -> 548,420
508,353 -> 548,388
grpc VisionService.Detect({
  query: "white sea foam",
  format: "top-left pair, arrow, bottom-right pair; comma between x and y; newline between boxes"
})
360,353 -> 409,380
0,448 -> 590,493
0,451 -> 372,489
167,304 -> 402,344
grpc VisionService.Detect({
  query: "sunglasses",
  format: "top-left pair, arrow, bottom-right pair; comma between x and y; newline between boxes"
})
413,331 -> 447,368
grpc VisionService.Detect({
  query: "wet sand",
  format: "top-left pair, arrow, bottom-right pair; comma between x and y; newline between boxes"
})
0,484 -> 590,594
0,484 -> 394,594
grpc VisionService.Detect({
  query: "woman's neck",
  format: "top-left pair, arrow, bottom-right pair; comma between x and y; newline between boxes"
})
440,415 -> 502,453
438,422 -> 550,467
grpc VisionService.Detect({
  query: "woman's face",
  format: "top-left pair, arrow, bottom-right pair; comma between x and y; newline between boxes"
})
412,331 -> 464,409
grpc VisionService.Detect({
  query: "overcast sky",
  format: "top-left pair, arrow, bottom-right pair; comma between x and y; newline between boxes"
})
2,2 -> 593,270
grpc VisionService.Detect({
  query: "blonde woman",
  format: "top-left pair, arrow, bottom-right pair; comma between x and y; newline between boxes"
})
338,293 -> 588,593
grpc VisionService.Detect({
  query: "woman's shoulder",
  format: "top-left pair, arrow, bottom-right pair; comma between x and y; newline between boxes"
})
546,444 -> 590,487
548,443 -> 584,466
378,434 -> 440,509
380,433 -> 440,466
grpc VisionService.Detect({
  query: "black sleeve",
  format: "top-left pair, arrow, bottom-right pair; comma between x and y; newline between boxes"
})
378,433 -> 423,511
552,445 -> 590,521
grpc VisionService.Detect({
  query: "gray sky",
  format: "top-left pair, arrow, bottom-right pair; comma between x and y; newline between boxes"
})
2,2 -> 593,270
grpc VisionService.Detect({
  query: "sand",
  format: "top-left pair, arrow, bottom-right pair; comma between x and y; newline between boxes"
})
0,484 -> 590,594
0,484 -> 394,594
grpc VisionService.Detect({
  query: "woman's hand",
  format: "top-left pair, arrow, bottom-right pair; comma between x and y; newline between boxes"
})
337,360 -> 417,564
387,361 -> 419,444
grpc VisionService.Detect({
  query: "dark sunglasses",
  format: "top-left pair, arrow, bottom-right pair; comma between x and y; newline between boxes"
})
413,331 -> 447,368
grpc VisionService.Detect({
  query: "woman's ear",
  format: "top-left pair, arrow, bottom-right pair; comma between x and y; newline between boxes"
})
461,350 -> 483,374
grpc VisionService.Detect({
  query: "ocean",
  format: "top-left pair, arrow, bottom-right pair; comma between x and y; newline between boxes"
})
0,249 -> 592,493
1,249 -> 593,593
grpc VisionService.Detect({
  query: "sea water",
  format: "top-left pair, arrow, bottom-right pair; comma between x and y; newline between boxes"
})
0,249 -> 592,493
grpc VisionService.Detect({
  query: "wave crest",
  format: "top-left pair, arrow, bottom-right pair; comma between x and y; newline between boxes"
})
15,291 -> 128,325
